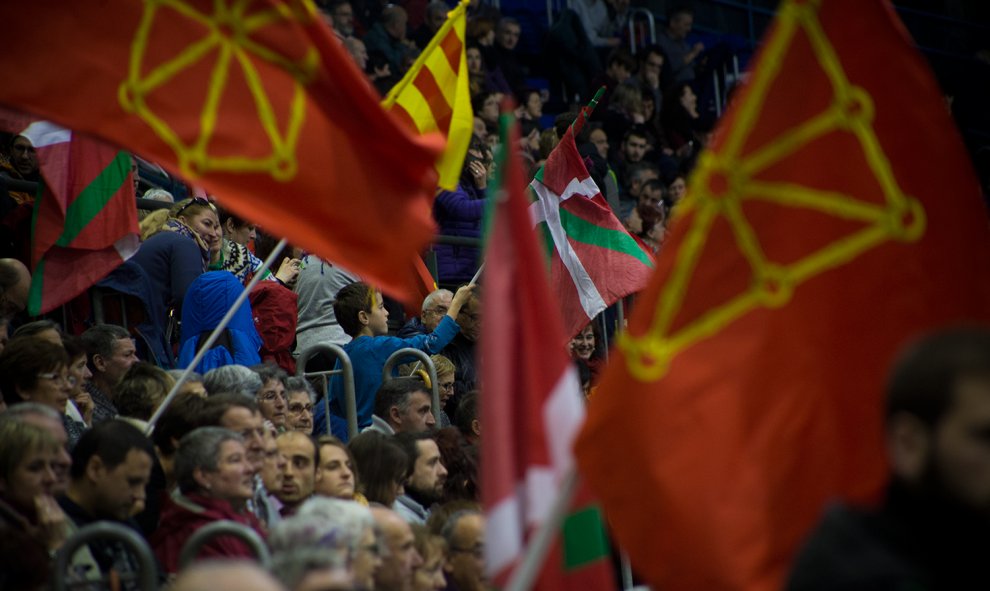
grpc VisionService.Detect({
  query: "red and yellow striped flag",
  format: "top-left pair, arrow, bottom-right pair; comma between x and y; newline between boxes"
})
383,0 -> 472,190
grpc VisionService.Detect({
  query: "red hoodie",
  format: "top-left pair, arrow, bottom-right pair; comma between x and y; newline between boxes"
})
150,492 -> 265,574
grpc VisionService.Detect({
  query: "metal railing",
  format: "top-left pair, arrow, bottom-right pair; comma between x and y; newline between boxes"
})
53,522 -> 158,591
382,348 -> 441,424
296,343 -> 357,439
178,520 -> 270,570
627,8 -> 656,55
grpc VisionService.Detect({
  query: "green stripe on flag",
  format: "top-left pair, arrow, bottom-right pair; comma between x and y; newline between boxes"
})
56,151 -> 130,246
27,257 -> 46,316
562,505 -> 612,569
559,208 -> 655,268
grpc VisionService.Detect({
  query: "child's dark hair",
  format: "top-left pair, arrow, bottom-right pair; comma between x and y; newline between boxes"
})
334,281 -> 378,337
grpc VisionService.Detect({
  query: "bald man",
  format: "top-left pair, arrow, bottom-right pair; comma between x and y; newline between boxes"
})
0,258 -> 30,319
371,506 -> 423,591
171,561 -> 286,591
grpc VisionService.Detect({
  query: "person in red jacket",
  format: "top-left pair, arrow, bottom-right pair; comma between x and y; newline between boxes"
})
151,426 -> 265,574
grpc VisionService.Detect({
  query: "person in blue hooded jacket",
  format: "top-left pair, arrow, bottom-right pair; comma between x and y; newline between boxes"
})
177,271 -> 262,374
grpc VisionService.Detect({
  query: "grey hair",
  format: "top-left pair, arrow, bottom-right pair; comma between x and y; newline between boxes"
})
285,376 -> 317,404
203,365 -> 263,397
421,289 -> 453,313
0,401 -> 62,423
174,426 -> 244,494
167,369 -> 203,384
269,511 -> 353,590
441,509 -> 483,545
294,496 -> 375,555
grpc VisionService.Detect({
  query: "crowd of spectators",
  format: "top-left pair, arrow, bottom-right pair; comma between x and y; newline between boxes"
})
2,1 -> 985,589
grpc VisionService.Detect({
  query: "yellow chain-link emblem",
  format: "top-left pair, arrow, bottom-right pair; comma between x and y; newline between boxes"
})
119,0 -> 320,180
621,0 -> 925,382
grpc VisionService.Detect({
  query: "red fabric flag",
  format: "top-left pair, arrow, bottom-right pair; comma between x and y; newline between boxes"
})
0,0 -> 441,301
575,1 -> 990,590
481,111 -> 588,589
23,122 -> 139,315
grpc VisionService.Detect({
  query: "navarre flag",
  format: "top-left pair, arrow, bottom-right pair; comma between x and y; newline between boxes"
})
383,0 -> 472,191
481,108 -> 612,590
23,122 -> 139,315
529,90 -> 654,339
0,0 -> 442,302
575,0 -> 990,590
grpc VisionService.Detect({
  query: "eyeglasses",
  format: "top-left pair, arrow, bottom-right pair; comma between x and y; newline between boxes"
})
37,372 -> 70,385
450,545 -> 485,559
175,197 -> 213,218
439,381 -> 455,392
288,403 -> 313,414
425,305 -> 449,316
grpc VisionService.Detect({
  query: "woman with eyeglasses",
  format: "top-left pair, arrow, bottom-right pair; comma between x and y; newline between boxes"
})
131,197 -> 223,318
0,337 -> 85,444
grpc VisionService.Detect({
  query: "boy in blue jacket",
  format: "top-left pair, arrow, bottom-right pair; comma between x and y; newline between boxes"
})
313,281 -> 474,439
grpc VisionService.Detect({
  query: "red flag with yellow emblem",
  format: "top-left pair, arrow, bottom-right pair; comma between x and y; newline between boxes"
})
575,0 -> 990,590
0,0 -> 441,301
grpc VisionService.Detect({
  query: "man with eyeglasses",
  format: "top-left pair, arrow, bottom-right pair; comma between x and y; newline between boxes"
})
284,376 -> 316,435
398,289 -> 454,339
442,510 -> 487,591
201,393 -> 280,528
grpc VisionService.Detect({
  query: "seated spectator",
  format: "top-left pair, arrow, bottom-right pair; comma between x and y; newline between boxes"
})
413,1 -> 448,50
270,512 -> 353,590
1,403 -> 73,495
328,0 -> 356,37
572,0 -> 621,48
114,362 -> 175,432
466,42 -> 510,98
58,421 -> 155,584
661,81 -> 700,152
314,435 -> 358,501
283,496 -> 381,591
203,364 -> 262,397
393,432 -> 448,524
489,17 -> 526,94
11,319 -> 61,344
518,88 -> 545,125
591,48 -> 636,118
275,431 -> 317,517
130,197 -> 222,317
364,5 -> 414,76
634,201 -> 668,255
398,289 -> 453,339
258,429 -> 286,520
0,337 -> 85,443
371,505 -> 424,591
314,282 -> 473,438
0,421 -> 66,588
82,324 -> 140,424
151,426 -> 265,574
666,171 -> 688,208
178,271 -> 263,374
199,394 -> 276,526
441,509 -> 487,591
440,292 -> 481,412
166,369 -> 208,398
570,321 -> 606,385
349,431 -> 410,507
170,561 -> 284,591
0,258 -> 31,321
254,363 -> 289,431
433,427 -> 478,503
454,392 -> 481,446
635,44 -> 666,119
367,377 -> 437,436
284,376 -> 315,435
64,335 -> 94,432
145,395 -> 205,536
250,277 -> 299,373
412,523 -> 447,591
399,354 -> 457,428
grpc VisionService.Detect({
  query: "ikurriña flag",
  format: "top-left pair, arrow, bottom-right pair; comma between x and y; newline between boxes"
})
22,121 -> 139,315
575,0 -> 990,590
529,89 -> 654,339
0,0 -> 442,303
